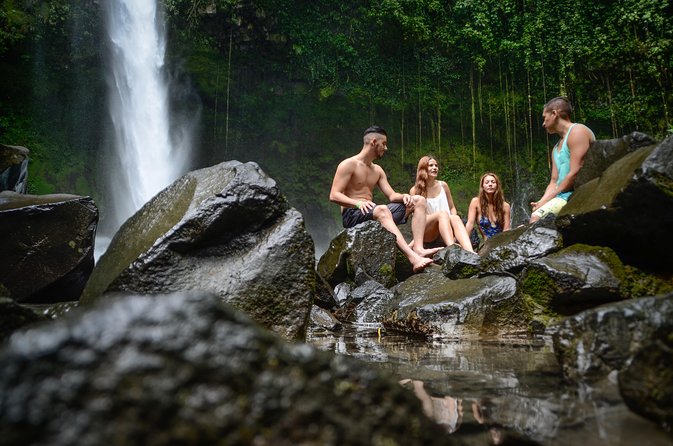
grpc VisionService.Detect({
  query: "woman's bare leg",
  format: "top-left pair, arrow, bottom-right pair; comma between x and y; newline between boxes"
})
450,214 -> 474,252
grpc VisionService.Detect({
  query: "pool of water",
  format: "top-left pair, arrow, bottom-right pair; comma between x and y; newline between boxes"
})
307,324 -> 672,446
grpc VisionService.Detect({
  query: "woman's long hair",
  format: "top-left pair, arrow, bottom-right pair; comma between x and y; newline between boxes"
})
478,172 -> 505,225
413,155 -> 435,198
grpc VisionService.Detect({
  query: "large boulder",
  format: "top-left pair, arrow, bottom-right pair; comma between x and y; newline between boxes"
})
575,132 -> 657,189
317,221 -> 403,288
81,161 -> 315,340
518,244 -> 664,316
556,136 -> 673,272
479,217 -> 563,274
0,144 -> 29,193
0,292 -> 452,446
551,293 -> 673,382
382,268 -> 525,338
0,192 -> 98,303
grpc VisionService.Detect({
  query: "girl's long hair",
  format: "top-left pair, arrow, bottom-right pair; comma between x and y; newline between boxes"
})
413,155 -> 435,198
478,172 -> 505,225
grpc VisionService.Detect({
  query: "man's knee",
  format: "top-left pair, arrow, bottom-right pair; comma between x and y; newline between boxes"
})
373,204 -> 393,221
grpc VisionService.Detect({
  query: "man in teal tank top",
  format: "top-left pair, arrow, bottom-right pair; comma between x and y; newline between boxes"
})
530,97 -> 595,223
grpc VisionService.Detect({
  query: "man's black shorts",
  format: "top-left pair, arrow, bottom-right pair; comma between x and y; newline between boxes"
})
341,203 -> 408,228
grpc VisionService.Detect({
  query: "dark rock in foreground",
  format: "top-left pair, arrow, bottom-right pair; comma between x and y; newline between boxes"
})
619,328 -> 673,429
552,293 -> 673,382
0,297 -> 49,341
81,161 -> 315,340
0,192 -> 98,303
0,292 -> 452,446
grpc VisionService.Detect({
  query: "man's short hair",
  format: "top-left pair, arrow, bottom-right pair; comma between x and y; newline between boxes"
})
363,125 -> 387,137
544,97 -> 573,119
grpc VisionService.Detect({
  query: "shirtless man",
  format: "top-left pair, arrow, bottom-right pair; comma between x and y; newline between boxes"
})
530,97 -> 595,223
329,125 -> 440,272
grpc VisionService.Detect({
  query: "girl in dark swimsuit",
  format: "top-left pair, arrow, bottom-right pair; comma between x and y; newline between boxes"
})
465,172 -> 511,247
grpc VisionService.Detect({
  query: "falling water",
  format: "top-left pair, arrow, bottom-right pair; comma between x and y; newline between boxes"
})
99,0 -> 189,256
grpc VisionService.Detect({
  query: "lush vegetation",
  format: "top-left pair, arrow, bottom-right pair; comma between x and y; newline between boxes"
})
1,0 -> 672,247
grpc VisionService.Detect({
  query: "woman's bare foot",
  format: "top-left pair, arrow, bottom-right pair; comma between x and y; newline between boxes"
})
411,256 -> 434,272
413,246 -> 443,258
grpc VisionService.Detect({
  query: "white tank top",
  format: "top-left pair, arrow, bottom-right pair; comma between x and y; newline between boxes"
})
426,185 -> 451,214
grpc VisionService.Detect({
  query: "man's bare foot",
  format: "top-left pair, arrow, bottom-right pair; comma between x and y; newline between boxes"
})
411,256 -> 434,273
413,246 -> 443,258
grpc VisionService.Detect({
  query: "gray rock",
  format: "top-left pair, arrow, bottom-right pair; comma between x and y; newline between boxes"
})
382,269 -> 523,338
0,292 -> 450,446
317,220 -> 401,288
0,297 -> 49,341
552,293 -> 673,382
479,217 -> 563,274
314,273 -> 339,310
81,161 -> 315,340
618,329 -> 673,429
309,305 -> 342,332
0,144 -> 29,193
333,282 -> 352,307
557,136 -> 673,272
349,280 -> 395,324
520,244 -> 628,316
442,245 -> 482,279
575,132 -> 657,189
0,192 -> 98,303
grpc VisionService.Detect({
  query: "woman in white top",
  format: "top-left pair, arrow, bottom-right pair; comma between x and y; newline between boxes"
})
409,156 -> 474,252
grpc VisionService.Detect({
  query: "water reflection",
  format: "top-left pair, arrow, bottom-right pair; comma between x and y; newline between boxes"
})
307,324 -> 672,446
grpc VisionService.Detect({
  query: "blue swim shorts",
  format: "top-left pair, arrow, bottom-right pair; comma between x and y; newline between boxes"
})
341,202 -> 408,228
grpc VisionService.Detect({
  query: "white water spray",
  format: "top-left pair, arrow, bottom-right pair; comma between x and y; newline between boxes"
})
102,0 -> 189,238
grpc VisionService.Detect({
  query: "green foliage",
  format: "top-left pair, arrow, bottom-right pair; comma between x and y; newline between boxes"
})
2,0 -> 673,243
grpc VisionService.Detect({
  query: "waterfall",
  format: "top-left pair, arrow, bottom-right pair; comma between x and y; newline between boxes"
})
98,0 -> 191,258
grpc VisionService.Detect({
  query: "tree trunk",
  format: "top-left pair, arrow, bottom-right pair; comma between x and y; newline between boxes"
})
470,64 -> 477,180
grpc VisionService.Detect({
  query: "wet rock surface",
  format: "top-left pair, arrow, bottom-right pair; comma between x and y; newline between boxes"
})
0,292 -> 452,446
0,192 -> 98,303
551,293 -> 673,382
618,327 -> 673,429
81,161 -> 315,340
479,217 -> 563,274
0,144 -> 29,193
317,220 -> 401,288
575,131 -> 657,188
557,136 -> 673,272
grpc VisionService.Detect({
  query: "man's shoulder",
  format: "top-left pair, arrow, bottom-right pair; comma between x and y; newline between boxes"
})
568,123 -> 595,148
573,123 -> 595,139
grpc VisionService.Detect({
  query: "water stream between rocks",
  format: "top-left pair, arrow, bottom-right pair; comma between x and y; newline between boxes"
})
307,325 -> 672,446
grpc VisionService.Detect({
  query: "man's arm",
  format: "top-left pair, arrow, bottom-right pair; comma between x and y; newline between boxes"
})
553,125 -> 593,195
531,158 -> 560,211
378,166 -> 412,206
329,159 -> 360,208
